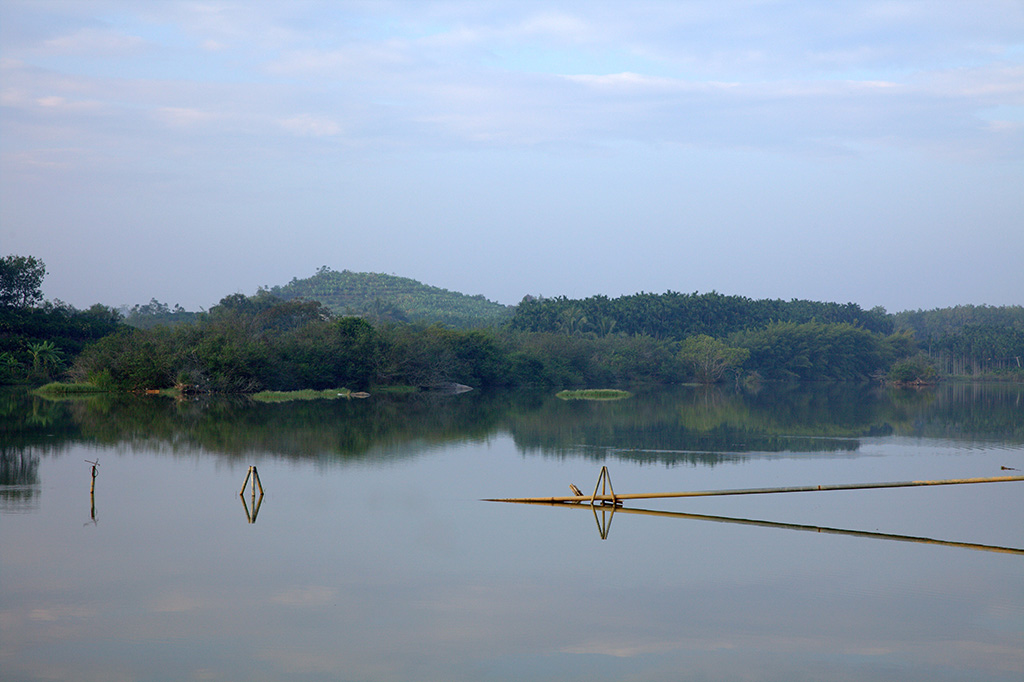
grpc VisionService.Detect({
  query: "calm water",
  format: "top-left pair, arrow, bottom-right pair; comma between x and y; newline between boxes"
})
2,383 -> 1023,681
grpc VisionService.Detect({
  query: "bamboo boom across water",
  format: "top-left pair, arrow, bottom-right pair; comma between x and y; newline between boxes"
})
486,474 -> 1024,505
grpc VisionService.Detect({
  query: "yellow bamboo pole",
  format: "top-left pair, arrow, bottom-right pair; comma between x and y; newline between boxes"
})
252,466 -> 264,496
240,467 -> 252,497
485,474 -> 1024,505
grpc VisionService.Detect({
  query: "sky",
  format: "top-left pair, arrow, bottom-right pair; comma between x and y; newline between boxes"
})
1,1 -> 1022,313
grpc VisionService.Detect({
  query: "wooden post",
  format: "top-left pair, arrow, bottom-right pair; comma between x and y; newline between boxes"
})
84,459 -> 99,524
86,459 -> 99,494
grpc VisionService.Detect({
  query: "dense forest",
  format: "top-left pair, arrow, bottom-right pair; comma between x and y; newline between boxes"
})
509,292 -> 894,337
893,305 -> 1024,375
2,254 -> 1022,392
1,256 -> 123,385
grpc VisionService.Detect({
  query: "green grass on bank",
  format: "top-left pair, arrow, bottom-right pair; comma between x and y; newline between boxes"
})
556,389 -> 632,401
33,382 -> 108,395
250,388 -> 357,403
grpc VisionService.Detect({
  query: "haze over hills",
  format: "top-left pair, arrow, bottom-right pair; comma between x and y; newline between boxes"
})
116,266 -> 1024,345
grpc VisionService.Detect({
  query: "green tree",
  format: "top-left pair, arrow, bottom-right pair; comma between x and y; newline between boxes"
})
888,353 -> 937,383
0,255 -> 46,308
677,335 -> 749,383
27,340 -> 62,374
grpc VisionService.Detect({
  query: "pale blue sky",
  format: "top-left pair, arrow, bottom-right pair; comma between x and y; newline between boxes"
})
2,1 -> 1022,312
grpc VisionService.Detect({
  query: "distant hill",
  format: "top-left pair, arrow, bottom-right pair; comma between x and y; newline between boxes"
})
268,267 -> 512,328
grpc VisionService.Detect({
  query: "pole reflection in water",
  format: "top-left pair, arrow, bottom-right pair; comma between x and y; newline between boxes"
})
85,458 -> 99,526
541,501 -> 1024,554
591,504 -> 614,540
240,490 -> 264,523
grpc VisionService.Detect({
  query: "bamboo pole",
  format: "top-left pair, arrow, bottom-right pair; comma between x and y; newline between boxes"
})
240,467 -> 252,497
485,474 -> 1024,505
252,466 -> 264,496
85,459 -> 99,494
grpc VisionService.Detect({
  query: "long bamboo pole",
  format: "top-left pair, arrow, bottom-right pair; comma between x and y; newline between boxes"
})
485,474 -> 1024,505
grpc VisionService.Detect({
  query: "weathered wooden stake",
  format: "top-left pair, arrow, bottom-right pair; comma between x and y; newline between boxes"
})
86,458 -> 99,494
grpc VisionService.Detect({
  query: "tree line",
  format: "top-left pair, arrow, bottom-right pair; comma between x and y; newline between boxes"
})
3,253 -> 1023,391
34,294 -> 917,391
510,291 -> 894,338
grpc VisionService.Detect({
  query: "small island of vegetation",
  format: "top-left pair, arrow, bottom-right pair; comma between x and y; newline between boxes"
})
556,389 -> 632,400
251,388 -> 356,403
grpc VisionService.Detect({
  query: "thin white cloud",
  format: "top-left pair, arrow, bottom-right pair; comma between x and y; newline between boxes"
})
41,27 -> 145,56
516,10 -> 595,42
919,63 -> 1024,99
153,106 -> 221,128
564,71 -> 737,92
280,113 -> 342,137
268,42 -> 409,77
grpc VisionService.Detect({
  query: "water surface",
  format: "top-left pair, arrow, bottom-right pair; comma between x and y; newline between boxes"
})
2,383 -> 1022,681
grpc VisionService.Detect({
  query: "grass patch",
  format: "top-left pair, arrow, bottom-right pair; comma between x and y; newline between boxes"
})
251,388 -> 353,403
556,389 -> 632,401
33,382 -> 108,395
371,385 -> 418,394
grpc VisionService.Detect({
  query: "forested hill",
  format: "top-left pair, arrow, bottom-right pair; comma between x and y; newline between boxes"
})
268,267 -> 512,328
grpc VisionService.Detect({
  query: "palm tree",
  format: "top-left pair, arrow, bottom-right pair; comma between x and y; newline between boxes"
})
27,340 -> 61,374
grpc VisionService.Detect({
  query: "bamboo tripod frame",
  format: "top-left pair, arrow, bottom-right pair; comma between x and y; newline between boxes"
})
240,466 -> 264,523
240,466 -> 264,497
